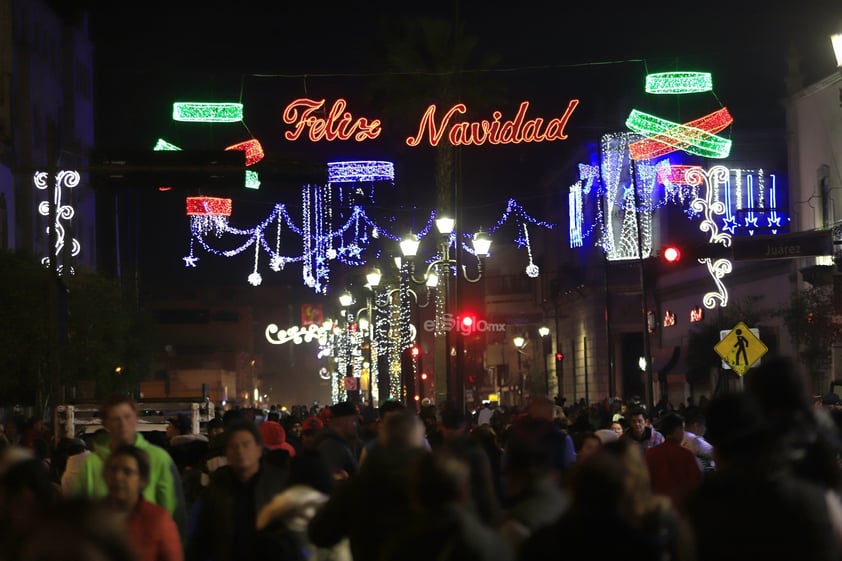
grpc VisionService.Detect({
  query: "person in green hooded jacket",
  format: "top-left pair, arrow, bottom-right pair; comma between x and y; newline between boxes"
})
72,393 -> 187,535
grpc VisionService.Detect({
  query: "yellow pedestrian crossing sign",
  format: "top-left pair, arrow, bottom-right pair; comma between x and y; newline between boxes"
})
714,322 -> 768,376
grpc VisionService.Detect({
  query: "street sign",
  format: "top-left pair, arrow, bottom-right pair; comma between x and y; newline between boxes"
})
731,230 -> 833,261
715,322 -> 768,376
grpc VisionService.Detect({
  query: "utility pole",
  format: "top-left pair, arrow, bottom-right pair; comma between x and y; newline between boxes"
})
45,118 -> 67,415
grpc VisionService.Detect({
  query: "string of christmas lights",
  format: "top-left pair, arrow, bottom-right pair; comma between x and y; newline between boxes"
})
184,187 -> 555,292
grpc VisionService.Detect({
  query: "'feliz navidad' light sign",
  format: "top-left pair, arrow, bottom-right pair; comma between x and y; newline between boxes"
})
281,98 -> 580,146
172,98 -> 581,147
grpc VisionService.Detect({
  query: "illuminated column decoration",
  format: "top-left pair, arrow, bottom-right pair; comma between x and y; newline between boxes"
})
645,72 -> 713,94
599,132 -> 655,261
34,170 -> 81,274
153,138 -> 182,151
626,108 -> 732,160
172,102 -> 243,122
327,160 -> 395,183
433,264 -> 447,337
388,293 -> 403,399
569,181 -> 584,248
186,196 -> 232,237
688,166 -> 733,309
225,139 -> 265,166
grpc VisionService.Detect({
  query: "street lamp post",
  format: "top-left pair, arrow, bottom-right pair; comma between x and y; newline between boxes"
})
538,326 -> 551,395
400,219 -> 491,410
513,335 -> 526,405
364,268 -> 381,406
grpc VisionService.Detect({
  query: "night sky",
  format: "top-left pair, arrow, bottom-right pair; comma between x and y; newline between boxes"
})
84,0 -> 842,288
81,1 -> 842,404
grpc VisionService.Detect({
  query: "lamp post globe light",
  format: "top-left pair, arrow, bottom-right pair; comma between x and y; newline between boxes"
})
513,335 -> 526,405
399,217 -> 492,409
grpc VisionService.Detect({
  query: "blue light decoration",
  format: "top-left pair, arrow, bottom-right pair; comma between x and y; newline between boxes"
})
569,181 -> 584,248
653,163 -> 789,236
327,161 -> 395,183
186,189 -> 553,293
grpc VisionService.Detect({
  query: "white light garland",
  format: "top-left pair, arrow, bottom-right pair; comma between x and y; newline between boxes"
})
34,170 -> 81,275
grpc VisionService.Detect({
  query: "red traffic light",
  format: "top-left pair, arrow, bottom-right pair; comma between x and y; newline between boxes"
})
410,345 -> 420,358
555,352 -> 564,362
662,245 -> 681,264
420,372 -> 428,381
461,315 -> 474,328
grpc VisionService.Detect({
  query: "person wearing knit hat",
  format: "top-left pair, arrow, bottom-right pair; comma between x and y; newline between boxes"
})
301,416 -> 324,433
259,420 -> 296,457
313,401 -> 361,480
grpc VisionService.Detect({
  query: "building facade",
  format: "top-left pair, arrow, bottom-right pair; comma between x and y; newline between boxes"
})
0,0 -> 95,270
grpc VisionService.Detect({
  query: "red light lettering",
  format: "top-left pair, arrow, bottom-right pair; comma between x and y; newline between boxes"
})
282,98 -> 381,142
405,99 -> 579,147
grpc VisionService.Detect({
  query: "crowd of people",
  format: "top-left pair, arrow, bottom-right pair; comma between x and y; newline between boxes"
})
2,355 -> 842,560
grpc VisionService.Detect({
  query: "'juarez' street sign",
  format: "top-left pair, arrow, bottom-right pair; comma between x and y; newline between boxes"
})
731,230 -> 833,261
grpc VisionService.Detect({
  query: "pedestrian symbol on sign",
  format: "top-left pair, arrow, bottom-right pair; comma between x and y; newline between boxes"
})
733,329 -> 750,365
714,322 -> 768,376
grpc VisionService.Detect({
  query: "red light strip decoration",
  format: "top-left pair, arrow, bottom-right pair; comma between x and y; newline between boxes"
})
186,196 -> 232,216
225,139 -> 265,166
626,108 -> 732,160
655,163 -> 704,186
405,99 -> 579,147
629,107 -> 733,160
185,196 -> 232,240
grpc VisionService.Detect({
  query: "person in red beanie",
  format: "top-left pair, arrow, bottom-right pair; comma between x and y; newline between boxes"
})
260,412 -> 296,470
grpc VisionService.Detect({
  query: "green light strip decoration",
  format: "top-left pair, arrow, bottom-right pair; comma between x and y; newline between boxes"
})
629,108 -> 732,161
172,102 -> 243,123
645,72 -> 713,94
245,170 -> 261,189
153,138 -> 182,151
625,109 -> 731,159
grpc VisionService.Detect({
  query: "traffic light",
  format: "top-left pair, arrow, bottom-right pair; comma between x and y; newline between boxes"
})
410,345 -> 420,358
419,371 -> 428,401
555,352 -> 564,362
661,245 -> 681,264
458,313 -> 477,335
658,242 -> 732,266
